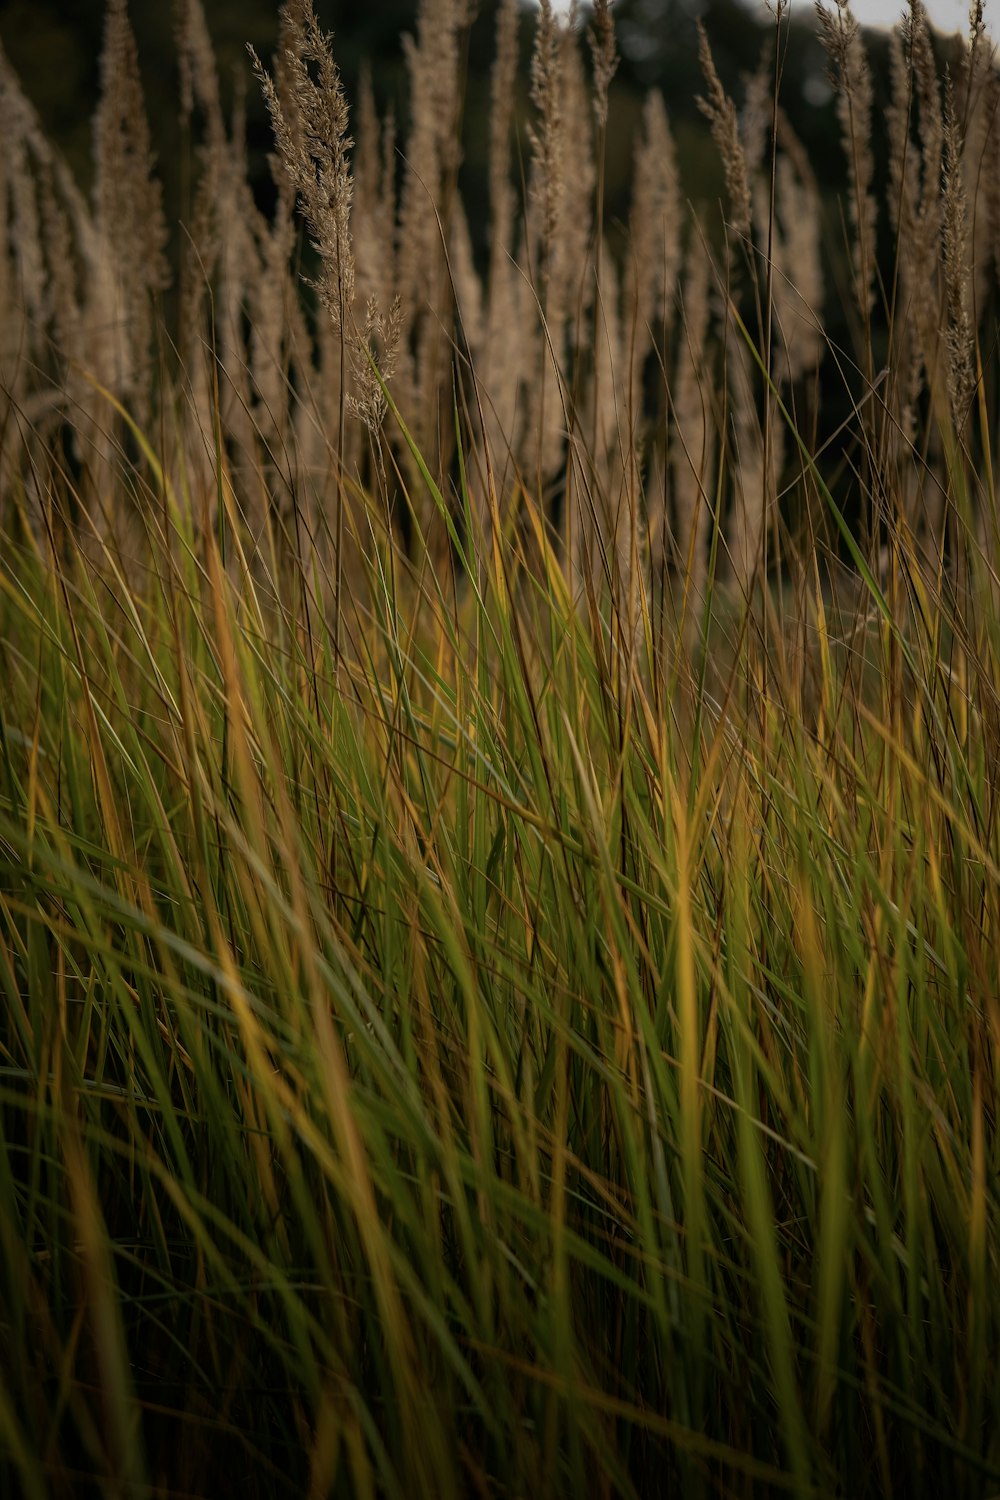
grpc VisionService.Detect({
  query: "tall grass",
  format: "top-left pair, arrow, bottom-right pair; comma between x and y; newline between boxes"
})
2,0 -> 1000,1494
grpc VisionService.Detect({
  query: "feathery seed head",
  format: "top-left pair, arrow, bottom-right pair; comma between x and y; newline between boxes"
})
588,0 -> 618,131
0,46 -> 48,333
249,0 -> 355,329
174,0 -> 224,144
489,0 -> 520,265
815,0 -> 876,315
529,0 -> 566,285
942,73 -> 975,427
626,89 -> 681,403
696,22 -> 753,245
93,0 -> 170,410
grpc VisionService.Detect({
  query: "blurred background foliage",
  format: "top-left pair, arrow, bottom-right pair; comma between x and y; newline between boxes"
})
0,0 -> 898,233
0,0 -> 955,469
0,0 -> 930,512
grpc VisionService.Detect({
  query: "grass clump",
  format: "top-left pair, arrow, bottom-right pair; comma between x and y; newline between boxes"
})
2,0 -> 1000,1495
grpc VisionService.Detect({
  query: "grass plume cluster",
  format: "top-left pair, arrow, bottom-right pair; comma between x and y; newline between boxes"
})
2,0 -> 1000,1495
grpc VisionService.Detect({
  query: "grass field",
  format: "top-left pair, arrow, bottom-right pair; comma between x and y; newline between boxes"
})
2,0 -> 1000,1495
